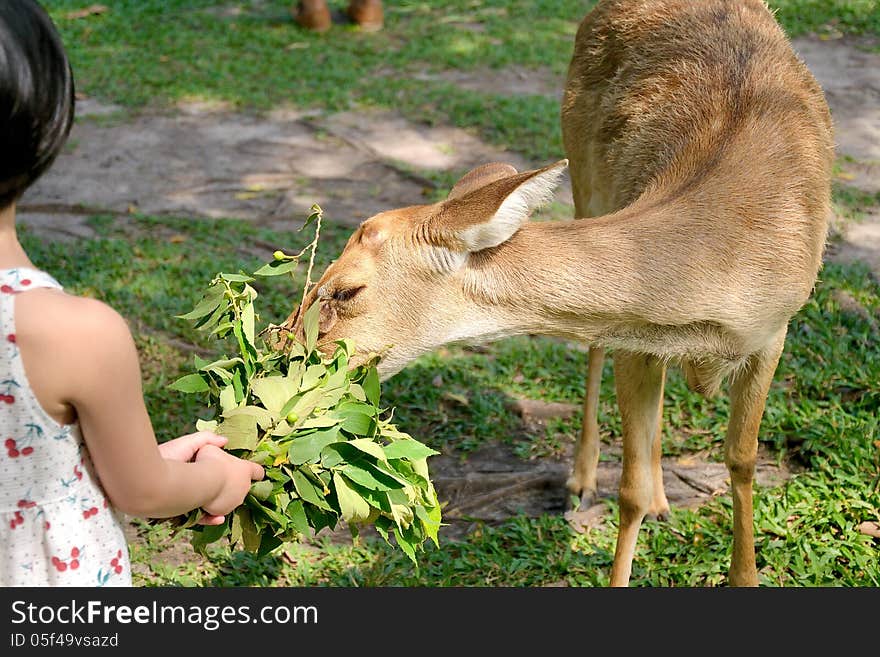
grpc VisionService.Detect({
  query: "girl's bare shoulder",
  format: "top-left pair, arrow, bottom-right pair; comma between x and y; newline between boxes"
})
14,289 -> 135,359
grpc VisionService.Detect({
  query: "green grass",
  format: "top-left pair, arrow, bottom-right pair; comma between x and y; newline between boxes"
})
44,0 -> 880,163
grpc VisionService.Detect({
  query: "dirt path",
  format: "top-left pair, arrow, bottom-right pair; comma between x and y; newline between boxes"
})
17,35 -> 880,550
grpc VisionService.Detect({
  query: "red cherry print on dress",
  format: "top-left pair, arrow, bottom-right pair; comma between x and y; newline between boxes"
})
20,446 -> 33,456
51,557 -> 60,566
0,285 -> 13,294
70,560 -> 79,570
8,520 -> 14,529
8,448 -> 19,458
44,521 -> 50,530
57,562 -> 67,572
6,334 -> 14,343
71,547 -> 80,558
20,279 -> 30,286
2,394 -> 15,404
110,557 -> 118,567
114,565 -> 123,574
4,438 -> 14,449
73,465 -> 82,480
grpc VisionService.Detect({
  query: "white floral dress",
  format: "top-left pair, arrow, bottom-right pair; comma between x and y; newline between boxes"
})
0,267 -> 131,586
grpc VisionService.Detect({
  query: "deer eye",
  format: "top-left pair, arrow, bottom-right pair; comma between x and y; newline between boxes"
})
332,286 -> 364,303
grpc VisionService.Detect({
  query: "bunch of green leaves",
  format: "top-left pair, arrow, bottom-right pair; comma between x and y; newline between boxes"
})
168,207 -> 441,564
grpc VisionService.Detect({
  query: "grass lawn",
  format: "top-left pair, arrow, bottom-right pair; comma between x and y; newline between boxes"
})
26,1 -> 880,586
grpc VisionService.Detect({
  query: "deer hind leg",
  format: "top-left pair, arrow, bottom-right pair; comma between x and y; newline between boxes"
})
609,350 -> 666,586
647,371 -> 670,519
567,346 -> 605,509
725,328 -> 787,587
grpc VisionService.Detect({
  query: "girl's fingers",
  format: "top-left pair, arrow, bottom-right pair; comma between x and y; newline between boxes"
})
188,431 -> 228,448
197,512 -> 226,526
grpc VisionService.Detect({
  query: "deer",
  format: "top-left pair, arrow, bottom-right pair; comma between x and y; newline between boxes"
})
282,0 -> 834,586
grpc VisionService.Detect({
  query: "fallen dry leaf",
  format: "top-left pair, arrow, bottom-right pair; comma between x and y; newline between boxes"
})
509,398 -> 579,421
440,391 -> 469,407
565,503 -> 608,534
168,234 -> 187,244
64,4 -> 108,20
856,521 -> 880,539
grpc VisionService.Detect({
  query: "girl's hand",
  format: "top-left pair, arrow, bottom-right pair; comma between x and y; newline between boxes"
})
195,445 -> 265,518
158,431 -> 228,463
158,432 -> 230,525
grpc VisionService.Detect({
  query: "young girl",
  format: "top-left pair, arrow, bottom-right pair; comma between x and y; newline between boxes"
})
0,1 -> 264,586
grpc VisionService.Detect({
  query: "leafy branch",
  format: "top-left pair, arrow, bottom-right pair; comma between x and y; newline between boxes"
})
168,204 -> 441,563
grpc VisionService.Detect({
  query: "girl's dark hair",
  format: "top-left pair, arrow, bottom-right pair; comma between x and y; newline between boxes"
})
0,0 -> 74,210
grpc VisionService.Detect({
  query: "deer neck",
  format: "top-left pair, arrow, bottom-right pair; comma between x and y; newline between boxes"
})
455,204 -> 659,345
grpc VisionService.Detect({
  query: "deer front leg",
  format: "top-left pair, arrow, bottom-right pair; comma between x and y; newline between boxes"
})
724,329 -> 787,587
609,351 -> 666,587
567,346 -> 605,509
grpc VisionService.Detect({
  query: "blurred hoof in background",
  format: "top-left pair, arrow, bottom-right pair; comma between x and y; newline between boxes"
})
347,0 -> 383,32
292,0 -> 331,32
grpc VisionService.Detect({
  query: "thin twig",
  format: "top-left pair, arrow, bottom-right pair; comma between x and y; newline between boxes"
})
299,204 -> 323,313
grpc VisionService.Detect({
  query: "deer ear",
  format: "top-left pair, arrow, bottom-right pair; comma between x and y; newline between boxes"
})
443,159 -> 568,253
448,162 -> 519,200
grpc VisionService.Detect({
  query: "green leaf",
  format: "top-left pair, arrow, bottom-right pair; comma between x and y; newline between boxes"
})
302,301 -> 320,353
219,384 -> 237,413
347,438 -> 387,461
230,510 -> 243,547
217,414 -> 258,450
298,414 -> 341,429
195,419 -> 218,433
238,507 -> 261,552
333,472 -> 372,522
383,439 -> 440,461
349,383 -> 367,402
253,259 -> 300,276
341,463 -> 394,491
200,357 -> 245,372
414,504 -> 441,547
241,301 -> 256,348
338,411 -> 376,436
223,405 -> 275,429
251,376 -> 299,415
219,272 -> 255,283
287,428 -> 341,465
256,534 -> 282,557
190,520 -> 229,556
169,373 -> 210,394
177,282 -> 225,321
300,364 -> 325,392
363,367 -> 380,406
249,480 -> 274,501
287,500 -> 310,536
290,469 -> 333,511
392,524 -> 418,565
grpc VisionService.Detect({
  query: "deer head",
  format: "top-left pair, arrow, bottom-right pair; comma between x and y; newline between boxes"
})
286,159 -> 568,379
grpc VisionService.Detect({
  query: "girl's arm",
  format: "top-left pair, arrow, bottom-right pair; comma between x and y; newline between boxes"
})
15,289 -> 263,518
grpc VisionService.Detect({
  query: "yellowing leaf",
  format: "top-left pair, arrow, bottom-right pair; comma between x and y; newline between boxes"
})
217,414 -> 258,450
334,472 -> 372,522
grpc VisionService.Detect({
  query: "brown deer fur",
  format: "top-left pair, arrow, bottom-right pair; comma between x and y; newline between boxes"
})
283,0 -> 833,586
